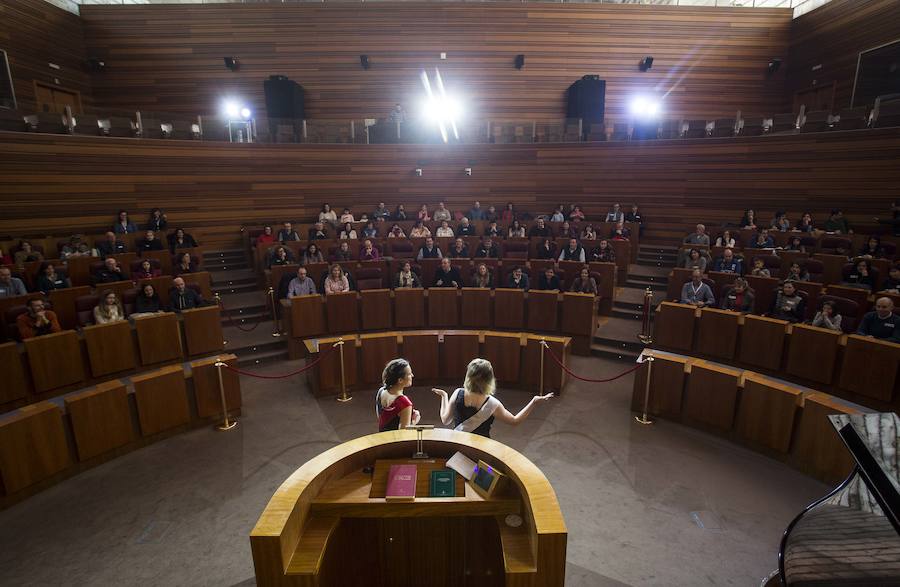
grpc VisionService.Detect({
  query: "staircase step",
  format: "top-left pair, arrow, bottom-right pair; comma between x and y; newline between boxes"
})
235,348 -> 290,368
625,278 -> 667,291
590,342 -> 641,362
214,282 -> 260,295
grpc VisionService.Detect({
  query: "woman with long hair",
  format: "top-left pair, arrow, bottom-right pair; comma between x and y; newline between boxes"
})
375,358 -> 421,431
93,290 -> 125,324
472,263 -> 493,289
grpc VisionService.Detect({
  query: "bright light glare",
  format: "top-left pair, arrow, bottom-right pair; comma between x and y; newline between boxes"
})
223,100 -> 240,118
420,68 -> 461,143
629,96 -> 661,118
240,107 -> 252,119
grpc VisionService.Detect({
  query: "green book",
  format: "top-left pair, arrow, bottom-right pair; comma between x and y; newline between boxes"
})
429,469 -> 456,497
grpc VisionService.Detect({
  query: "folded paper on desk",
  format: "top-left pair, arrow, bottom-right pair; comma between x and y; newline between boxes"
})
385,464 -> 417,501
446,451 -> 476,481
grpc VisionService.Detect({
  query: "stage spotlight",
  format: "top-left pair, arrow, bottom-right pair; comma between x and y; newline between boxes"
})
639,56 -> 654,72
223,100 -> 241,118
629,96 -> 661,118
420,68 -> 462,143
240,107 -> 252,119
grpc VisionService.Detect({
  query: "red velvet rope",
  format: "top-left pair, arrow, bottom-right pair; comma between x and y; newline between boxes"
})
542,343 -> 641,383
218,298 -> 264,332
219,342 -> 340,379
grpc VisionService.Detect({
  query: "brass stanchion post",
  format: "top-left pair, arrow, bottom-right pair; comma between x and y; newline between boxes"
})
214,359 -> 238,431
214,292 -> 228,346
539,339 -> 547,396
635,354 -> 655,425
268,287 -> 282,337
635,287 -> 655,425
335,339 -> 352,402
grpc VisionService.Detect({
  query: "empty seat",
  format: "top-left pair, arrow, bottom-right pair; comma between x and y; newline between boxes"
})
72,114 -> 104,136
137,118 -> 164,139
199,118 -> 230,141
25,112 -> 70,134
738,117 -> 765,136
122,288 -> 139,316
768,112 -> 799,134
586,123 -> 606,142
832,106 -> 868,131
167,120 -> 200,140
710,118 -> 736,137
0,108 -> 27,132
388,240 -> 415,259
609,123 -> 629,141
355,267 -> 383,290
800,110 -> 831,133
658,119 -> 682,140
819,236 -> 853,255
871,98 -> 900,128
800,259 -> 825,283
76,294 -> 100,327
817,294 -> 860,333
682,119 -> 709,139
502,241 -> 529,260
106,116 -> 138,137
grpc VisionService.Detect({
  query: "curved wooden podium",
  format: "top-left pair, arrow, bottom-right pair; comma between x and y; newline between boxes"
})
250,429 -> 567,587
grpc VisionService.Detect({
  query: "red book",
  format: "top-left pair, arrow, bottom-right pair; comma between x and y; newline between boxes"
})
385,464 -> 417,501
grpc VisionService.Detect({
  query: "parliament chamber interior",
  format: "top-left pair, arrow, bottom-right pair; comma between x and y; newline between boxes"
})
0,0 -> 899,585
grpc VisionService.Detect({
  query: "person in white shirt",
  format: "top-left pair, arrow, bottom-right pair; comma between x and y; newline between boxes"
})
436,220 -> 455,238
93,290 -> 125,324
433,202 -> 452,222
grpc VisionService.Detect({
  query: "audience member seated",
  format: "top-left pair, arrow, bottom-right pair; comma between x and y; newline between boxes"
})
468,201 -> 485,221
484,220 -> 501,238
507,220 -> 525,239
502,202 -> 516,223
457,217 -> 476,236
433,202 -> 452,222
61,234 -> 93,259
550,205 -> 565,223
0,266 -> 28,298
739,209 -> 757,230
308,222 -> 329,240
388,224 -> 407,238
270,246 -> 296,268
333,241 -> 353,262
528,218 -> 553,238
712,248 -> 741,274
749,257 -> 771,278
581,224 -> 597,241
795,212 -> 815,233
277,222 -> 301,242
146,208 -> 168,232
536,238 -> 557,260
417,237 -> 443,260
339,222 -> 358,240
173,252 -> 196,276
784,236 -> 806,253
768,281 -> 805,323
750,228 -> 775,249
610,221 -> 631,241
136,230 -> 165,253
715,230 -> 736,248
586,240 -> 612,263
447,238 -> 469,259
842,259 -> 877,290
94,258 -> 127,284
571,267 -> 598,295
433,258 -> 461,288
93,290 -> 126,324
771,211 -> 791,232
133,284 -> 163,316
882,265 -> 900,293
624,204 -> 643,227
683,248 -> 708,272
340,208 -> 355,224
113,210 -> 138,234
680,269 -> 715,307
811,300 -> 842,332
472,263 -> 493,289
786,262 -> 810,282
858,236 -> 885,259
824,209 -> 852,234
558,238 -> 586,263
170,277 -> 204,312
409,220 -> 431,238
857,297 -> 900,342
437,220 -> 455,238
361,221 -> 378,238
538,268 -> 561,291
560,221 -> 578,239
96,232 -> 128,258
169,228 -> 199,252
359,239 -> 381,261
507,266 -> 530,291
34,262 -> 70,293
13,240 -> 43,268
720,278 -> 754,313
324,265 -> 350,294
17,298 -> 61,340
0,247 -> 12,266
605,203 -> 624,223
288,267 -> 317,297
373,202 -> 391,222
301,244 -> 323,266
475,237 -> 500,259
319,203 -> 337,225
393,204 -> 408,221
417,204 -> 431,222
684,224 -> 710,247
569,205 -> 585,222
394,262 -> 422,289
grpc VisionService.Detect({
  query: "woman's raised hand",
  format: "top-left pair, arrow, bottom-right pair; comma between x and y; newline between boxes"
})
534,392 -> 554,402
432,388 -> 448,398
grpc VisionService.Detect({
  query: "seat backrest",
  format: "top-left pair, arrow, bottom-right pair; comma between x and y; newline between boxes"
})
758,254 -> 782,270
503,241 -> 529,259
72,114 -> 102,136
107,116 -> 137,137
388,240 -> 415,257
818,294 -> 860,333
800,259 -> 825,280
76,294 -> 100,326
819,236 -> 852,253
122,288 -> 139,316
0,108 -> 27,132
710,118 -> 735,137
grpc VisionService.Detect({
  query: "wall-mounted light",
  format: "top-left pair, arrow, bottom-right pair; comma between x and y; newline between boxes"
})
464,167 -> 472,176
638,56 -> 654,72
224,57 -> 239,71
414,168 -> 423,177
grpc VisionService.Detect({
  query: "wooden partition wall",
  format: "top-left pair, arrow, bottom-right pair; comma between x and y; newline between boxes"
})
1,130 -> 899,246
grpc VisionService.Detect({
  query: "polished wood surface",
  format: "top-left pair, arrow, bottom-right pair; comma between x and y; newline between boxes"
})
734,374 -> 801,454
290,295 -> 326,339
399,332 -> 439,381
359,289 -> 393,331
527,290 -> 558,333
442,332 -> 480,381
24,330 -> 86,394
482,332 -> 523,385
182,305 -> 224,356
790,392 -> 859,484
64,380 -> 134,462
631,353 -> 690,419
696,308 -> 740,360
654,302 -> 697,351
682,362 -> 741,433
838,335 -> 900,403
359,333 -> 398,385
132,365 -> 191,437
0,402 -> 71,495
0,343 -> 29,406
738,315 -> 787,371
461,287 -> 492,329
428,288 -> 460,327
249,430 -> 566,587
494,288 -> 525,331
48,286 -> 92,331
82,320 -> 137,377
560,293 -> 596,338
393,288 -> 426,329
134,312 -> 183,366
325,291 -> 360,335
190,354 -> 241,419
785,324 -> 840,385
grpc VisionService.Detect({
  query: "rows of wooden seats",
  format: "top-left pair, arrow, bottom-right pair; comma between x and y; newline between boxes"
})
652,301 -> 900,413
0,354 -> 241,507
692,229 -> 899,258
286,287 -> 599,357
302,331 -> 570,397
631,351 -> 863,484
0,305 -> 225,413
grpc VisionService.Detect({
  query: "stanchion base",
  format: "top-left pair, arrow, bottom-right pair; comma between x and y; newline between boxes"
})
634,416 -> 653,425
217,420 -> 239,431
336,395 -> 353,403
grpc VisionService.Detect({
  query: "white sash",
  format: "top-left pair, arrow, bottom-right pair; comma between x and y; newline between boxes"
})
451,389 -> 500,433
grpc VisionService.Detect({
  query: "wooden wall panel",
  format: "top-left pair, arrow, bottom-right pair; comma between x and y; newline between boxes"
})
77,3 -> 792,121
0,0 -> 92,113
787,0 -> 900,111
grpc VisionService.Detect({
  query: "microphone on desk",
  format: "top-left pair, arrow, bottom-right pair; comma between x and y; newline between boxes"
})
407,425 -> 434,459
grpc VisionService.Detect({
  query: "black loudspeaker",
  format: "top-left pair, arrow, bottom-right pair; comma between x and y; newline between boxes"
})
514,54 -> 525,70
566,77 -> 606,124
224,57 -> 239,71
263,75 -> 305,119
360,55 -> 370,70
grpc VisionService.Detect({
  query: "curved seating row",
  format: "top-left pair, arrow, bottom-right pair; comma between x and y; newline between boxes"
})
285,287 -> 598,356
633,349 -> 867,485
652,301 -> 900,413
0,355 -> 241,508
0,305 -> 225,413
301,330 -> 571,397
